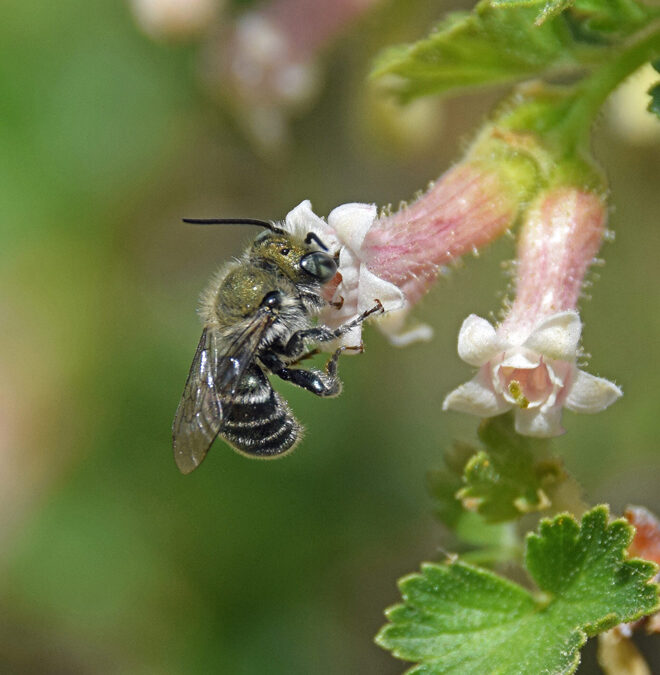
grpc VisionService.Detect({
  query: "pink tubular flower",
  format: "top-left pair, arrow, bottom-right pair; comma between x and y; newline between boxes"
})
278,159 -> 524,346
443,187 -> 622,437
364,163 -> 518,308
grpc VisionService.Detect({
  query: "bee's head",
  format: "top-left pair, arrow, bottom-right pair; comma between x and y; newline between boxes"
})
182,216 -> 338,285
251,230 -> 337,285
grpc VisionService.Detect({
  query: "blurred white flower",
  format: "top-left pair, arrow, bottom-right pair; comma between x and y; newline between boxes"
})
131,0 -> 220,40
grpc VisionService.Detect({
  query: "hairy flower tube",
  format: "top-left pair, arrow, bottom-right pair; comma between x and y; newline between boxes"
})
280,156 -> 527,347
443,187 -> 622,436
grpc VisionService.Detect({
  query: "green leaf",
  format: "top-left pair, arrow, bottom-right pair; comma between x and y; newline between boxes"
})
428,441 -> 520,564
372,2 -> 580,101
371,0 -> 656,101
649,81 -> 660,119
457,414 -> 564,523
376,506 -> 659,674
570,0 -> 654,37
490,0 -> 573,25
428,442 -> 476,530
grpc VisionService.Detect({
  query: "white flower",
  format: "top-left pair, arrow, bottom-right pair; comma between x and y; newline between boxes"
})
281,201 -> 407,347
442,311 -> 622,437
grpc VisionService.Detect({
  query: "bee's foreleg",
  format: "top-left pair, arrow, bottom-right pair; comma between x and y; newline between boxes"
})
281,299 -> 384,357
260,352 -> 342,397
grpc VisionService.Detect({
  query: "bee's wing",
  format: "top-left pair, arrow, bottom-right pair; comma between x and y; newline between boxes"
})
172,313 -> 275,474
172,328 -> 224,474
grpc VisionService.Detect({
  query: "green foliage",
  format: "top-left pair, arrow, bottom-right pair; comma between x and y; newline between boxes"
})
428,442 -> 476,529
489,0 -> 574,25
428,441 -> 520,565
650,59 -> 660,118
371,0 -> 658,101
650,83 -> 660,118
492,0 -> 653,31
376,507 -> 660,674
459,415 -> 564,523
431,415 -> 563,526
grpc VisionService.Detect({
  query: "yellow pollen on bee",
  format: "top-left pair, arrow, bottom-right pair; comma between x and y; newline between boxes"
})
508,380 -> 529,409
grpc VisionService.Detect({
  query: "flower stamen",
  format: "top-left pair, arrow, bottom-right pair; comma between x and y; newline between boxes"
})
508,381 -> 529,409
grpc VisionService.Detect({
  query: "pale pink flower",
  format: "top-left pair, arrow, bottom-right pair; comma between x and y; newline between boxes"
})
280,200 -> 405,347
443,187 -> 622,436
280,161 -> 522,346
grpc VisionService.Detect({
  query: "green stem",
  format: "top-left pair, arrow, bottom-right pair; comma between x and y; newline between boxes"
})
559,25 -> 660,150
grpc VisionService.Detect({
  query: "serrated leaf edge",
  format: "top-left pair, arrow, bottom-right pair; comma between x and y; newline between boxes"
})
377,506 -> 660,672
526,506 -> 660,627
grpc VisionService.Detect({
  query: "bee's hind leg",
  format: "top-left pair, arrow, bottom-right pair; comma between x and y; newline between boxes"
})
260,352 -> 343,398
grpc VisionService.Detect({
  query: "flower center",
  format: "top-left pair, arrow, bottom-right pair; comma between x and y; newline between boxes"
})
498,362 -> 554,408
508,380 -> 529,408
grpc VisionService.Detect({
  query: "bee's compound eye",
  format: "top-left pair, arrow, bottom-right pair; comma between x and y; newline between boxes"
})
300,251 -> 337,282
261,291 -> 282,310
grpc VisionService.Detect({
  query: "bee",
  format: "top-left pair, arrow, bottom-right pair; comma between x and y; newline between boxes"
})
173,216 -> 383,474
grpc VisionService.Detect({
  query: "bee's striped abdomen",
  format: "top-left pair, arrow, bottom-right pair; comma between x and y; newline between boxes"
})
221,364 -> 300,457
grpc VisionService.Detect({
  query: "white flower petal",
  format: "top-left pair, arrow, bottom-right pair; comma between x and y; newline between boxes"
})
443,372 -> 510,417
514,406 -> 565,437
385,323 -> 434,346
283,200 -> 339,249
457,315 -> 503,366
327,202 -> 377,252
377,308 -> 433,346
336,246 -> 360,292
357,266 -> 405,314
564,369 -> 622,413
545,360 -> 570,389
523,311 -> 581,361
499,352 -> 539,370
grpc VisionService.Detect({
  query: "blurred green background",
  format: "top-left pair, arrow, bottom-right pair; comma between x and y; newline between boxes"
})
1,1 -> 659,673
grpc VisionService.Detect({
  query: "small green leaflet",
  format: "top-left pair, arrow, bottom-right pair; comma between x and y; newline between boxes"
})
376,506 -> 659,674
428,440 -> 520,565
650,59 -> 660,119
371,0 -> 656,101
428,441 -> 476,530
491,0 -> 652,29
646,82 -> 660,119
430,414 -> 563,525
458,415 -> 563,523
490,0 -> 573,25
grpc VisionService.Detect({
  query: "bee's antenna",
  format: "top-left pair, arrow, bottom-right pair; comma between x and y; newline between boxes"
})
182,218 -> 285,234
304,232 -> 329,251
